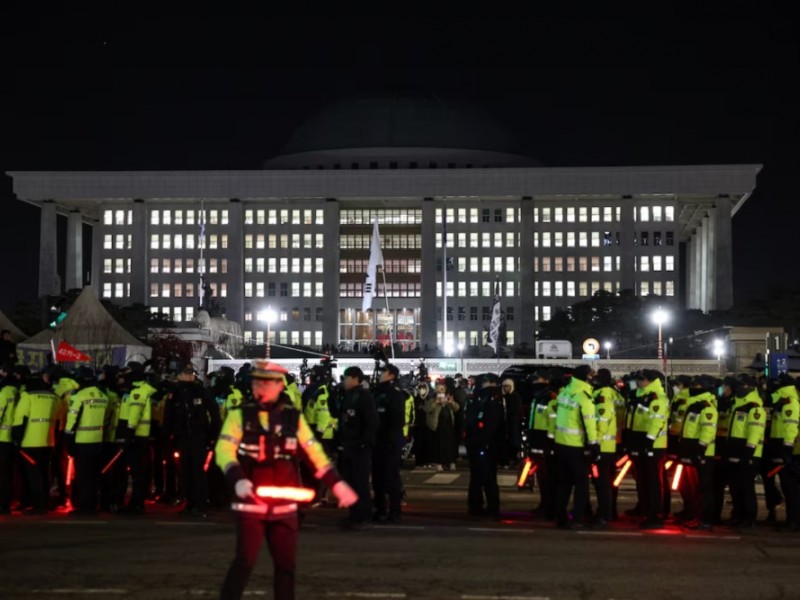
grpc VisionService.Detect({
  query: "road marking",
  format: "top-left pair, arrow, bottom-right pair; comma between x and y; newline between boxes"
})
462,595 -> 550,600
374,525 -> 427,530
34,589 -> 127,595
497,474 -> 519,487
686,535 -> 741,541
326,594 -> 407,598
576,531 -> 644,537
467,527 -> 535,533
425,473 -> 460,484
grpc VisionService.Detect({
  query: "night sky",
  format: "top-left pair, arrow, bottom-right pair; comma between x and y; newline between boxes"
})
1,16 -> 797,315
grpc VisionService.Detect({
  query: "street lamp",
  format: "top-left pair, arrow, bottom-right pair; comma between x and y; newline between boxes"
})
652,308 -> 668,361
714,339 -> 725,362
444,340 -> 454,357
258,307 -> 277,359
604,341 -> 612,360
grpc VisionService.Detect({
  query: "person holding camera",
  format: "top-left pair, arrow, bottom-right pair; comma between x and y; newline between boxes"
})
424,379 -> 460,471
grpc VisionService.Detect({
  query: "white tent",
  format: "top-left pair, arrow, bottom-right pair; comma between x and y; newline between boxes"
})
17,286 -> 151,370
0,309 -> 27,342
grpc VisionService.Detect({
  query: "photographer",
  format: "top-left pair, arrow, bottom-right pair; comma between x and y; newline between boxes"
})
425,379 -> 460,472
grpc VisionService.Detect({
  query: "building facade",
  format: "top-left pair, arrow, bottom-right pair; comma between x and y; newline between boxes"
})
7,93 -> 761,353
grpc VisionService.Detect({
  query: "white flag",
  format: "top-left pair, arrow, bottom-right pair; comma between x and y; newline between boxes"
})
362,219 -> 384,312
488,281 -> 502,354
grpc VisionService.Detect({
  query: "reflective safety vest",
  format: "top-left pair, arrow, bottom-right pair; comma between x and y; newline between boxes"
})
528,390 -> 556,452
769,385 -> 800,457
403,391 -> 415,438
283,378 -> 303,411
66,386 -> 108,444
223,387 -> 244,421
629,379 -> 669,452
312,384 -> 337,440
103,389 -> 121,443
678,392 -> 717,460
215,398 -> 332,520
554,378 -> 597,448
13,390 -> 58,448
123,381 -> 157,438
53,377 -> 79,433
0,384 -> 18,443
726,390 -> 765,459
593,386 -> 618,453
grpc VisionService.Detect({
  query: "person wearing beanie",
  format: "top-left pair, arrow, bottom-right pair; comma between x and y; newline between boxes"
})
767,373 -> 800,531
554,365 -> 599,529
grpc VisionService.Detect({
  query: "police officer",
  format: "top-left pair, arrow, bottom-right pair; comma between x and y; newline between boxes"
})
330,366 -> 377,528
0,364 -> 20,514
724,374 -> 765,527
64,366 -> 108,515
12,371 -> 58,514
371,363 -> 406,523
712,376 -> 738,523
592,368 -> 619,528
163,364 -> 221,517
767,373 -> 800,531
215,360 -> 357,600
554,365 -> 599,529
465,373 -> 505,520
666,375 -> 693,519
527,374 -> 555,518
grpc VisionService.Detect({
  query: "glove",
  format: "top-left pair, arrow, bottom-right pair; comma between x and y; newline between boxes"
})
234,478 -> 256,501
644,437 -> 655,457
332,481 -> 358,508
66,434 -> 77,457
589,443 -> 601,464
696,448 -> 707,466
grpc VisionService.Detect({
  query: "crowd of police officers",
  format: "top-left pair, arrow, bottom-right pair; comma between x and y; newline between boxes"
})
1,355 -> 799,535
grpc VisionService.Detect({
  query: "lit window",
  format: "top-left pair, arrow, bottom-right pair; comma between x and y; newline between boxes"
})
554,232 -> 563,248
653,281 -> 662,295
653,206 -> 662,222
541,208 -> 551,223
554,257 -> 563,272
666,281 -> 675,296
665,206 -> 675,222
316,209 -> 324,225
640,281 -> 650,295
186,283 -> 194,297
161,283 -> 170,298
116,235 -> 125,249
303,258 -> 312,273
591,232 -> 600,247
174,235 -> 183,249
174,211 -> 183,225
554,208 -> 563,223
482,257 -> 491,272
542,281 -> 551,297
245,283 -> 252,297
579,257 -> 588,272
245,210 -> 253,225
104,235 -> 112,249
208,210 -> 218,225
266,210 -> 274,225
186,235 -> 195,249
103,259 -> 112,274
280,258 -> 288,273
578,232 -> 587,247
470,282 -> 478,296
506,233 -> 514,247
591,257 -> 600,272
604,207 -> 612,222
579,207 -> 588,223
641,256 -> 650,272
315,234 -> 324,248
162,210 -> 171,226
566,207 -> 575,223
149,283 -> 158,298
186,259 -> 194,273
506,281 -> 515,296
162,235 -> 171,250
494,257 -> 502,272
482,282 -> 491,296
186,211 -> 195,225
506,208 -> 516,223
221,210 -> 229,225
640,206 -> 649,221
567,232 -> 575,247
104,211 -> 113,225
666,256 -> 675,271
579,282 -> 588,296
506,257 -> 514,272
555,281 -> 563,296
315,282 -> 323,297
174,283 -> 182,298
567,281 -> 576,296
256,282 -> 264,297
541,257 -> 551,272
303,234 -> 312,249
470,257 -> 478,272
150,235 -> 159,250
542,306 -> 552,321
604,257 -> 613,272
653,256 -> 662,271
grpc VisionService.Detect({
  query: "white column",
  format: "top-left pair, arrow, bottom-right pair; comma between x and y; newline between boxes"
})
686,237 -> 695,309
694,229 -> 703,310
421,198 -> 438,353
65,210 -> 83,291
90,220 -> 102,290
700,215 -> 710,313
707,207 -> 717,311
38,201 -> 59,297
713,197 -> 733,310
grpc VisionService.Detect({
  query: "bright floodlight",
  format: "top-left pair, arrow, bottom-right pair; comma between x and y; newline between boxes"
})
604,341 -> 612,350
444,340 -> 454,356
257,308 -> 277,324
458,343 -> 465,351
714,339 -> 725,356
652,309 -> 668,326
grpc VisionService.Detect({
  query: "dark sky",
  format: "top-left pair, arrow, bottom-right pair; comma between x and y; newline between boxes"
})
1,16 -> 797,314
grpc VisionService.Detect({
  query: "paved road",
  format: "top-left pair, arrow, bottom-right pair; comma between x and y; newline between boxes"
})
1,468 -> 799,600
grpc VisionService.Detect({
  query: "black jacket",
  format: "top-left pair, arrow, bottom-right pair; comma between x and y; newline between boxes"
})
163,381 -> 221,440
465,386 -> 506,455
331,385 -> 378,450
373,381 -> 406,446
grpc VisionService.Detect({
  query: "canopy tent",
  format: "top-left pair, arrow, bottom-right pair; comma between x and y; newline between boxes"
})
17,286 -> 151,371
0,310 -> 27,342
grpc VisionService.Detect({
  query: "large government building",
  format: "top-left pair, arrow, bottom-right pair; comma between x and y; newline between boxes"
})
7,91 -> 761,353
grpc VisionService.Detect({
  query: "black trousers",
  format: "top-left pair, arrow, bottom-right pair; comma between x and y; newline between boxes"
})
592,452 -> 616,522
372,441 -> 402,517
683,461 -> 714,524
126,438 -> 150,509
760,459 -> 783,511
531,452 -> 554,516
729,459 -> 758,522
711,459 -> 730,522
151,430 -> 165,496
341,445 -> 372,523
71,443 -> 102,512
21,447 -> 51,511
0,442 -> 13,511
778,459 -> 800,524
642,451 -> 665,521
100,443 -> 125,510
467,448 -> 499,517
178,435 -> 209,511
555,445 -> 589,525
52,432 -> 68,504
220,515 -> 298,600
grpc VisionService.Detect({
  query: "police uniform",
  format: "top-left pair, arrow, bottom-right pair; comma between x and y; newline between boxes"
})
0,372 -> 19,513
465,379 -> 506,519
215,361 -> 346,600
592,380 -> 619,525
767,377 -> 800,530
371,369 -> 406,522
527,382 -> 555,518
116,373 -> 158,513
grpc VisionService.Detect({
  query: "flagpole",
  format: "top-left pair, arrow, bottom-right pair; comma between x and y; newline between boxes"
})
442,207 -> 447,357
380,266 -> 395,359
199,200 -> 205,311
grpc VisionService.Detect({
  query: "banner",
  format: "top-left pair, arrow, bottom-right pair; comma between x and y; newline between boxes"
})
56,341 -> 91,363
362,219 -> 384,312
488,281 -> 503,355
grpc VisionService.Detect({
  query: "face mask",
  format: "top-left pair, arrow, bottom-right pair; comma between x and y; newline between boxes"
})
628,380 -> 638,391
672,386 -> 681,396
716,386 -> 724,397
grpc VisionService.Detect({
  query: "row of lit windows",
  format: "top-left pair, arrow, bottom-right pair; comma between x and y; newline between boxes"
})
635,206 -> 675,223
437,281 -> 516,298
637,256 -> 676,272
245,209 -> 324,226
150,209 -> 227,226
340,235 -> 422,250
149,306 -> 196,323
103,235 -> 132,250
340,259 -> 422,274
245,257 -> 324,274
340,209 -> 423,225
103,210 -> 133,226
536,281 -> 618,297
244,308 -> 324,322
439,330 -> 516,347
149,234 -> 228,250
150,258 -> 227,274
245,282 -> 323,298
535,206 -> 622,224
244,233 -> 325,249
436,208 -> 518,224
102,282 -> 130,298
436,232 -> 517,249
340,283 -> 422,298
534,231 -> 614,248
438,306 -> 516,321
243,331 -> 324,346
437,256 -> 518,273
640,281 -> 676,296
150,282 -> 227,298
103,259 -> 132,274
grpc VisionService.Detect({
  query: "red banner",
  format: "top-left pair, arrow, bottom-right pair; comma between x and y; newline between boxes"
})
56,341 -> 91,363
